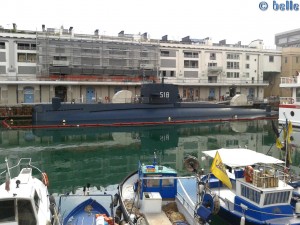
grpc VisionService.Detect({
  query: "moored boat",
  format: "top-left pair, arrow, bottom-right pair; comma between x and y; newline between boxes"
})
202,148 -> 300,225
57,185 -> 118,225
279,76 -> 300,128
0,157 -> 58,225
118,153 -> 220,225
32,80 -> 277,126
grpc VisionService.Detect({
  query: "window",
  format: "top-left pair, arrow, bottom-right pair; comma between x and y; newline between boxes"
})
140,51 -> 148,57
184,52 -> 198,58
0,42 -> 5,49
241,185 -> 261,204
226,72 -> 240,78
0,200 -> 15,222
227,53 -> 240,60
296,57 -> 299,63
269,55 -> 274,62
34,191 -> 40,211
227,61 -> 239,69
18,53 -> 37,63
53,56 -> 67,61
246,64 -> 250,69
208,63 -> 217,67
264,191 -> 290,205
210,53 -> 216,60
285,57 -> 287,63
17,199 -> 37,225
161,51 -> 170,57
184,60 -> 198,68
246,55 -> 250,60
17,43 -> 36,50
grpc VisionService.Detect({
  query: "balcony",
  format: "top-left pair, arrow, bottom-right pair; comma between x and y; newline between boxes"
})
207,66 -> 222,72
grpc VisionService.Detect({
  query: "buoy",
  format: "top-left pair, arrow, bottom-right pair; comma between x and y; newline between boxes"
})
168,117 -> 171,121
235,115 -> 238,119
10,119 -> 13,125
240,216 -> 245,225
62,119 -> 66,125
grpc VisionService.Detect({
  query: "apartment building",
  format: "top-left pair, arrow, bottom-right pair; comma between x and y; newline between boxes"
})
274,29 -> 300,97
0,24 -> 281,105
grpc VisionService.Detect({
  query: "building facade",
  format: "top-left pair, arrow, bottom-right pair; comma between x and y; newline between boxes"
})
0,24 -> 281,105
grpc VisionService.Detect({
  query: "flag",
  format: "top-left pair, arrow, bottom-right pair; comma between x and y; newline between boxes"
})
287,121 -> 293,143
276,138 -> 283,149
5,172 -> 10,192
210,151 -> 232,189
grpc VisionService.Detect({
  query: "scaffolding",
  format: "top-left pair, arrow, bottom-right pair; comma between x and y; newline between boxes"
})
36,28 -> 160,79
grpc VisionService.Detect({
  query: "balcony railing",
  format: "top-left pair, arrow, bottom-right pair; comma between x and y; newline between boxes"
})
280,76 -> 299,84
280,97 -> 295,104
207,66 -> 222,72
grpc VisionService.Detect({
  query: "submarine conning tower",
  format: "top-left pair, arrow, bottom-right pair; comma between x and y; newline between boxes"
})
140,81 -> 180,104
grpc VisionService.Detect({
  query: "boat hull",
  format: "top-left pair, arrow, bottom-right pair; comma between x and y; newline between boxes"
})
32,102 -> 276,125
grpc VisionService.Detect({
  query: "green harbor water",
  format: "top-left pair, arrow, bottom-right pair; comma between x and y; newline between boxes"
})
1,119 -> 300,224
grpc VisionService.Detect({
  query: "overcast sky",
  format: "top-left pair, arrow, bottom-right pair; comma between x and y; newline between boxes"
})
1,0 -> 299,47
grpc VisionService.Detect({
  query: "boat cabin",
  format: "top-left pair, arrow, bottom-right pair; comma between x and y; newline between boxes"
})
138,164 -> 177,200
0,168 -> 44,225
234,167 -> 294,220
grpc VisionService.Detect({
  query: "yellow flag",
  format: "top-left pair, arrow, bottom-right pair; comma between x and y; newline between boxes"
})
276,138 -> 283,149
287,121 -> 293,143
210,151 -> 232,189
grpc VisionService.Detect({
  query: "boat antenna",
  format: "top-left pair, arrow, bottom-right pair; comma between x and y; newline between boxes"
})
153,152 -> 157,166
5,157 -> 11,178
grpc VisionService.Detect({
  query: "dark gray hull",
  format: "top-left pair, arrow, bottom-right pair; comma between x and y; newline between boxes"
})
32,102 -> 277,125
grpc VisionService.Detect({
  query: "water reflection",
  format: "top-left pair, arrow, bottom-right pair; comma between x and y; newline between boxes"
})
0,120 -> 299,195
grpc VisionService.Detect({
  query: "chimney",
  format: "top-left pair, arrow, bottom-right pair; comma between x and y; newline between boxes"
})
94,29 -> 99,35
12,23 -> 17,31
42,24 -> 45,32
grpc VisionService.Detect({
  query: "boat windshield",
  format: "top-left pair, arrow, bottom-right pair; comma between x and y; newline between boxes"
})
17,199 -> 36,225
0,199 -> 15,222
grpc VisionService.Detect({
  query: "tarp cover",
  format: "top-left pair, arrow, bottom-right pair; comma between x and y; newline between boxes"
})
203,148 -> 284,168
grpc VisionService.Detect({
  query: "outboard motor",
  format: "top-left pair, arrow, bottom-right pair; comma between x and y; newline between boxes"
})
52,97 -> 62,110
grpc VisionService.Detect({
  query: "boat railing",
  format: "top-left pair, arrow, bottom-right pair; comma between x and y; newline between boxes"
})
0,158 -> 42,179
279,97 -> 295,105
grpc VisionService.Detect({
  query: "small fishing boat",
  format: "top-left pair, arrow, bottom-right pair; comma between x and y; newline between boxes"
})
118,153 -> 219,225
202,148 -> 300,225
57,184 -> 118,225
0,157 -> 58,225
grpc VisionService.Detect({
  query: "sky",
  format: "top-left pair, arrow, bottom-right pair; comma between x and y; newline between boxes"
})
1,0 -> 299,48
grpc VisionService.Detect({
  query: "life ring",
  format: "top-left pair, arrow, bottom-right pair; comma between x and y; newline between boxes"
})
105,96 -> 109,101
244,166 -> 253,183
291,98 -> 294,104
42,172 -> 49,186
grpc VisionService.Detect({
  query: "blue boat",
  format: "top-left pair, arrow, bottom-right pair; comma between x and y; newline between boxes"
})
58,187 -> 117,225
31,80 -> 277,126
202,148 -> 300,225
118,153 -> 219,225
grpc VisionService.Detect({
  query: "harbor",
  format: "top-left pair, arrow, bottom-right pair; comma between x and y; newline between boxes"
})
1,119 -> 300,224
